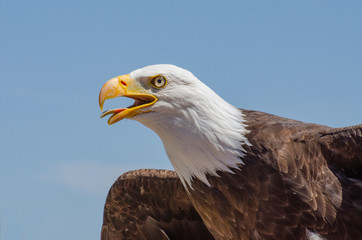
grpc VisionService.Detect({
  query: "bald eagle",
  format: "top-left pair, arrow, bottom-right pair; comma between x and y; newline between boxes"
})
99,65 -> 362,240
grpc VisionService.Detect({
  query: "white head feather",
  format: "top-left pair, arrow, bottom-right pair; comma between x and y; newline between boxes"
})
130,64 -> 251,188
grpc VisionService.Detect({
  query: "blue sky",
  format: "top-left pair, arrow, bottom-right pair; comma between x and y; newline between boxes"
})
1,1 -> 361,239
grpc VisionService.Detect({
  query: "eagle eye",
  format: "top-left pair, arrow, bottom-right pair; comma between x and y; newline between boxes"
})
150,76 -> 167,88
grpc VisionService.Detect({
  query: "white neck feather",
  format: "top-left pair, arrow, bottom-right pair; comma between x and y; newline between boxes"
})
135,83 -> 251,188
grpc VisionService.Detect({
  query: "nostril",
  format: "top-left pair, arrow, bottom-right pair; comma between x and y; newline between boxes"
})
120,80 -> 127,87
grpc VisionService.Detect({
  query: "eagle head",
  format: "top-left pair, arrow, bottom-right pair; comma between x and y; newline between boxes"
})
99,64 -> 250,187
100,64 -> 211,126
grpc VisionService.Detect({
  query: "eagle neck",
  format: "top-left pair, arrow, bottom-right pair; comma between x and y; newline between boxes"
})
139,97 -> 251,188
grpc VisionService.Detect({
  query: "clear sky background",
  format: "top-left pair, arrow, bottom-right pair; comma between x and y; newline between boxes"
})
1,1 -> 361,239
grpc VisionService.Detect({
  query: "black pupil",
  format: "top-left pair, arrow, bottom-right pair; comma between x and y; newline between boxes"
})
157,79 -> 162,84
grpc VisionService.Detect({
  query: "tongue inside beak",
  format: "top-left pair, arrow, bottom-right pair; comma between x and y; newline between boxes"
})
100,108 -> 126,119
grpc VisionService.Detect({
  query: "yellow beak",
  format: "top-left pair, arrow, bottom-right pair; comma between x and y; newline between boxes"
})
99,74 -> 157,125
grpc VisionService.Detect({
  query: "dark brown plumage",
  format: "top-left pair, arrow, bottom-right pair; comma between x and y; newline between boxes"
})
101,109 -> 362,240
101,169 -> 215,240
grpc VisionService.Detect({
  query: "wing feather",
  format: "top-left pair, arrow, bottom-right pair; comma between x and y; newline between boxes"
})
101,169 -> 215,240
319,124 -> 362,178
242,110 -> 362,239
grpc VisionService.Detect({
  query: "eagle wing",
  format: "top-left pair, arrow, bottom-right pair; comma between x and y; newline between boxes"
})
101,169 -> 215,240
247,115 -> 362,240
317,124 -> 362,238
318,124 -> 362,178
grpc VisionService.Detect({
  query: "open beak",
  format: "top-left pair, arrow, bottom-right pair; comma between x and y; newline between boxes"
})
99,74 -> 157,125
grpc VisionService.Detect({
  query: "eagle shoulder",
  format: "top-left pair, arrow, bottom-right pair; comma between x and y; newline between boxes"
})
238,109 -> 362,239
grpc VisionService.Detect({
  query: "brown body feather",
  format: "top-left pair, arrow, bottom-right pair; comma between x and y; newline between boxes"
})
101,110 -> 362,240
